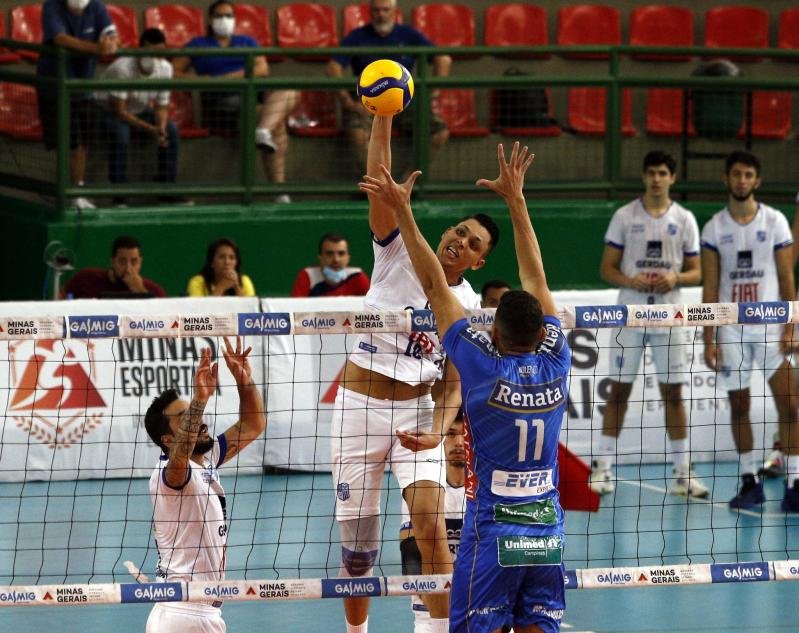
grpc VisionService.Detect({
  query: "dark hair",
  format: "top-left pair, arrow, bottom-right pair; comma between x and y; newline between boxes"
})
139,27 -> 166,47
144,389 -> 180,453
200,238 -> 243,294
207,0 -> 234,35
642,150 -> 676,175
494,290 -> 543,350
458,213 -> 500,255
481,279 -> 511,301
111,235 -> 142,257
725,150 -> 761,176
318,232 -> 349,253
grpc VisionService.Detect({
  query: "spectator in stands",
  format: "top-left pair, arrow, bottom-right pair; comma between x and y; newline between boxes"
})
290,232 -> 370,297
61,235 -> 166,298
171,0 -> 299,203
187,237 -> 256,297
36,0 -> 118,210
95,28 -> 188,208
325,0 -> 451,174
480,279 -> 510,308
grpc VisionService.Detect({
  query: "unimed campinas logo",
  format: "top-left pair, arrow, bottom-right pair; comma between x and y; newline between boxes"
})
8,340 -> 106,449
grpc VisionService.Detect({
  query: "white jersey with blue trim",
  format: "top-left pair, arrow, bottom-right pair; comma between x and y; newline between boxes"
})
441,317 -> 570,533
150,435 -> 228,583
400,479 -> 466,557
348,229 -> 481,386
604,198 -> 700,306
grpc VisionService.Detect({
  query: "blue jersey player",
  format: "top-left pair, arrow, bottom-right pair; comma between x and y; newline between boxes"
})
360,141 -> 569,633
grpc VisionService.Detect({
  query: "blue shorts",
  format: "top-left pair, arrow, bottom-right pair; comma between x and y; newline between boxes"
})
450,523 -> 565,633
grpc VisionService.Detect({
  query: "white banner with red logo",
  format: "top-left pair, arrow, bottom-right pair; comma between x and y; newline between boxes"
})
0,290 -> 781,481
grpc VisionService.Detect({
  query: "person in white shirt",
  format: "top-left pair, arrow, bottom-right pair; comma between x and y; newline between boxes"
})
590,151 -> 708,499
96,27 -> 184,206
143,337 -> 266,632
701,150 -> 799,512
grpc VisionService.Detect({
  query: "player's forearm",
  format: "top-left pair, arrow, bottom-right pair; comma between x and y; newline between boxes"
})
600,264 -> 630,289
395,200 -> 447,296
431,380 -> 461,439
367,116 -> 392,176
237,381 -> 266,435
507,195 -> 547,293
678,266 -> 701,287
170,398 -> 208,462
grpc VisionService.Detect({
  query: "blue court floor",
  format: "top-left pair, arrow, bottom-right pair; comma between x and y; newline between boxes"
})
0,462 -> 796,633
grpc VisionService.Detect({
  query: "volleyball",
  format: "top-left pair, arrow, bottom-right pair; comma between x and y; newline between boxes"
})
357,59 -> 414,116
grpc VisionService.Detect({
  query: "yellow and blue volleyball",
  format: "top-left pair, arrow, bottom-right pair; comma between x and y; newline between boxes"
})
357,59 -> 414,116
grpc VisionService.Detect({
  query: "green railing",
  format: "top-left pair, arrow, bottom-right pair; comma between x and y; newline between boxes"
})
1,42 -> 799,217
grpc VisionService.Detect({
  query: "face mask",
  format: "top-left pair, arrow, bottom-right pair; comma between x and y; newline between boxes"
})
67,0 -> 90,13
323,266 -> 348,284
139,57 -> 155,75
211,16 -> 236,38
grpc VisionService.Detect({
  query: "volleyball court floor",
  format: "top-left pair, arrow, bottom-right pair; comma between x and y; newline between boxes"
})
0,461 -> 796,633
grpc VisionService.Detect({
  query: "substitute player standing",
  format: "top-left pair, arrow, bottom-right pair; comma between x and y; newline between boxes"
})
143,337 -> 266,631
361,141 -> 569,633
331,114 -> 499,633
591,151 -> 708,499
701,150 -> 799,512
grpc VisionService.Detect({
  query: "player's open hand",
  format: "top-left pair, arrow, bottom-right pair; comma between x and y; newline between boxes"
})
222,336 -> 253,386
704,341 -> 720,372
476,142 -> 535,201
194,347 -> 219,401
395,429 -> 441,452
359,164 -> 421,211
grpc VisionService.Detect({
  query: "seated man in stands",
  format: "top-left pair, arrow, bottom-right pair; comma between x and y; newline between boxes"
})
61,235 -> 167,298
290,232 -> 370,297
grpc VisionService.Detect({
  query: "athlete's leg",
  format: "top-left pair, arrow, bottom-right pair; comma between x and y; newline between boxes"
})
729,388 -> 753,454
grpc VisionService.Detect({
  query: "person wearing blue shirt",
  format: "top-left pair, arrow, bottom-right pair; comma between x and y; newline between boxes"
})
171,0 -> 299,202
36,0 -> 118,210
360,139 -> 570,633
326,0 -> 451,174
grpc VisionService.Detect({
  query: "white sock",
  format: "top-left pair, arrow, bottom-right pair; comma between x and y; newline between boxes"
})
739,451 -> 757,477
346,618 -> 367,633
669,438 -> 689,474
787,455 -> 799,488
597,434 -> 616,468
427,618 -> 449,633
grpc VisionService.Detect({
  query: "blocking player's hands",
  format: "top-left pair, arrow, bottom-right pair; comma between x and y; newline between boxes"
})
395,429 -> 441,452
222,336 -> 253,387
475,141 -> 535,201
194,347 -> 219,402
359,165 -> 421,213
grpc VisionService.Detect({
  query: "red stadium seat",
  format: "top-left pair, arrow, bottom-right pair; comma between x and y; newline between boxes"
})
412,3 -> 476,59
342,3 -> 402,37
276,3 -> 337,61
646,88 -> 696,137
0,82 -> 43,140
484,4 -> 549,59
0,13 -> 22,63
738,92 -> 792,140
144,5 -> 204,49
288,90 -> 340,137
778,8 -> 799,50
567,87 -> 636,136
704,6 -> 769,62
106,4 -> 139,50
489,88 -> 561,137
167,91 -> 210,139
233,4 -> 272,46
434,89 -> 488,137
629,5 -> 694,61
556,4 -> 620,60
10,4 -> 42,62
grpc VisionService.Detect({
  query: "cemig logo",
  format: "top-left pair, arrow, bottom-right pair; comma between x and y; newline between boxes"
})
8,340 -> 106,449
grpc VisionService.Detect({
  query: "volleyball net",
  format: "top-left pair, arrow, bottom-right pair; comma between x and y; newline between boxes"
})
0,292 -> 797,609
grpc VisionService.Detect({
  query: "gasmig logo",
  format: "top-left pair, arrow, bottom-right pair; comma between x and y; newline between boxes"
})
596,572 -> 633,585
238,313 -> 291,334
411,310 -> 436,331
68,315 -> 119,338
321,578 -> 381,598
738,302 -> 789,324
120,582 -> 183,603
203,585 -> 239,597
468,313 -> 494,327
633,309 -> 669,321
401,579 -> 439,592
0,590 -> 36,603
711,562 -> 769,583
299,317 -> 336,329
8,340 -> 106,449
575,306 -> 627,328
129,319 -> 166,331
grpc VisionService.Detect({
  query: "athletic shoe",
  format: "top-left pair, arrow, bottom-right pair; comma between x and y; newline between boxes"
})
255,128 -> 277,153
589,460 -> 615,495
728,474 -> 765,510
71,196 -> 95,210
758,447 -> 785,479
781,481 -> 799,513
274,194 -> 292,204
669,469 -> 710,499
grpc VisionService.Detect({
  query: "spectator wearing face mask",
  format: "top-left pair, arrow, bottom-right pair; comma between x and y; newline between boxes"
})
290,232 -> 371,297
171,0 -> 299,202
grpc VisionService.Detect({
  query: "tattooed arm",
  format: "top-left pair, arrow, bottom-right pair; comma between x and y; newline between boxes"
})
220,337 -> 266,464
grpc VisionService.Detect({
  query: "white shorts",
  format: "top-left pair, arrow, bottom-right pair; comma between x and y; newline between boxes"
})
146,602 -> 225,633
716,330 -> 785,391
608,327 -> 689,384
331,387 -> 444,520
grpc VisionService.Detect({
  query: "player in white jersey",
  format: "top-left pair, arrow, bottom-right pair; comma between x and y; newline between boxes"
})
701,151 -> 799,512
331,114 -> 499,633
143,338 -> 266,632
591,151 -> 708,499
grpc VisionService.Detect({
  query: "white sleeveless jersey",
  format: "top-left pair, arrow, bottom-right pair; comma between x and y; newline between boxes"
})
604,198 -> 700,305
150,436 -> 228,584
401,479 -> 466,557
701,204 -> 793,342
349,230 -> 481,385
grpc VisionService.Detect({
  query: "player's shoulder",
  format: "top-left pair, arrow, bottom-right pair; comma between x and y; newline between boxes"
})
614,198 -> 640,216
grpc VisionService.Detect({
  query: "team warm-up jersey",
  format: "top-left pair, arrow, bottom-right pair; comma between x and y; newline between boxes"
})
442,317 -> 570,534
701,204 -> 793,341
605,198 -> 700,306
349,229 -> 481,386
150,436 -> 228,584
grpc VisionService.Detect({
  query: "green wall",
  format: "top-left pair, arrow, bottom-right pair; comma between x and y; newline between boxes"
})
1,196 -> 793,301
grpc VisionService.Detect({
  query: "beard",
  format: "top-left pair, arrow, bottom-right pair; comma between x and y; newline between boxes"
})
373,19 -> 394,36
193,436 -> 215,456
729,187 -> 754,202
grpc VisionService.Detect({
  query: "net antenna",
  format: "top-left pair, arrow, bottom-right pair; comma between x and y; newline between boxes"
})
43,240 -> 75,300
